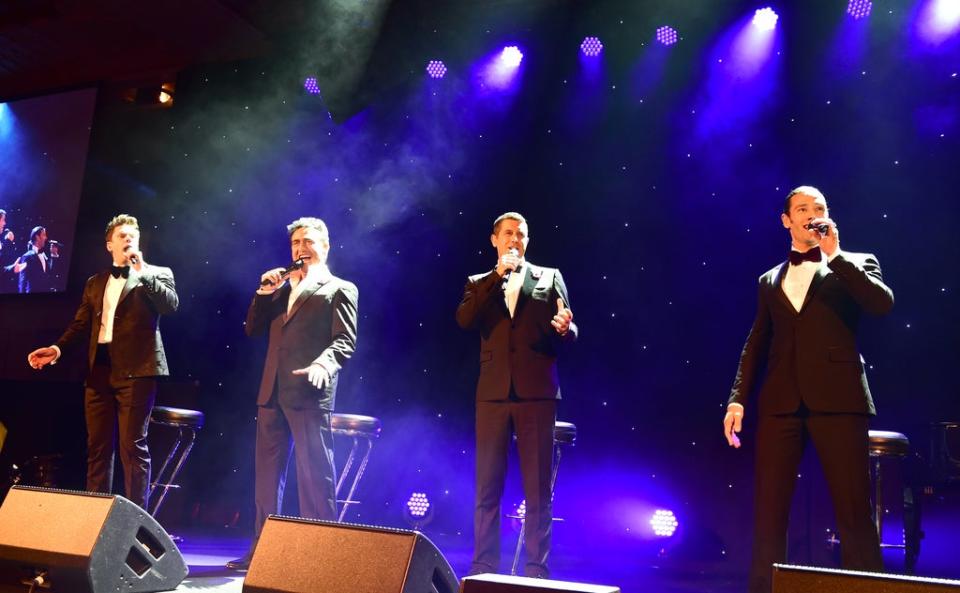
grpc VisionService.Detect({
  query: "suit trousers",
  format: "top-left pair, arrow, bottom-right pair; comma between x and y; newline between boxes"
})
749,410 -> 883,593
253,402 -> 337,549
84,346 -> 156,510
473,399 -> 556,577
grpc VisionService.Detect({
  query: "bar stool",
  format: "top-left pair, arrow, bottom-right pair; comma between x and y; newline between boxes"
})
869,430 -> 921,573
149,406 -> 205,517
510,420 -> 576,575
331,413 -> 381,522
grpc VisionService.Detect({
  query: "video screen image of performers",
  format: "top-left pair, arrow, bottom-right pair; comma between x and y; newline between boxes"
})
0,88 -> 96,295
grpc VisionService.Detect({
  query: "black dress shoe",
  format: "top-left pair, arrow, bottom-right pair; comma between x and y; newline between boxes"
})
225,556 -> 251,570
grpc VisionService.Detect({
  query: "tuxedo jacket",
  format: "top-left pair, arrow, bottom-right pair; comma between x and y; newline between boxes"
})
56,265 -> 178,382
246,273 -> 358,410
456,263 -> 577,402
729,251 -> 894,416
17,249 -> 55,293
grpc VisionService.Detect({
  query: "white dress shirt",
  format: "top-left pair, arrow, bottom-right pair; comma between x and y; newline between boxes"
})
503,263 -> 524,318
288,264 -> 329,314
782,248 -> 841,312
99,272 -> 127,343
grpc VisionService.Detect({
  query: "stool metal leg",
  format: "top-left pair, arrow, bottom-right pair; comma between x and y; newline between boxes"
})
338,437 -> 374,522
336,436 -> 360,498
150,427 -> 197,517
873,455 -> 883,539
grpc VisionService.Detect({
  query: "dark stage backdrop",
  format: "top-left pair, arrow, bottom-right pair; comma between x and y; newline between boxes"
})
0,0 -> 958,580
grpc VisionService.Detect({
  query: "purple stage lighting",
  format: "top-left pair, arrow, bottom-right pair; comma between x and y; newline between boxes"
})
918,0 -> 960,43
847,0 -> 872,19
426,60 -> 447,79
580,36 -> 604,57
500,46 -> 524,68
406,492 -> 431,518
649,509 -> 679,537
656,26 -> 679,46
303,77 -> 321,95
752,7 -> 779,31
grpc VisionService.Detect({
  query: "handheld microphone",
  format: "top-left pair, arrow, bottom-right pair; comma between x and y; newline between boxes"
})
260,258 -> 305,286
123,245 -> 139,265
804,222 -> 830,234
502,248 -> 520,283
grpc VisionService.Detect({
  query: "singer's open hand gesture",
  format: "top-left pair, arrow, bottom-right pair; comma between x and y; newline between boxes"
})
292,363 -> 330,390
27,347 -> 57,370
551,297 -> 573,335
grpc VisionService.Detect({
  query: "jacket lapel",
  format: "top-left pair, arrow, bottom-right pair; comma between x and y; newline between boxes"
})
513,265 -> 538,317
118,269 -> 138,304
773,261 -> 795,312
800,264 -> 830,312
92,272 -> 110,334
283,276 -> 325,326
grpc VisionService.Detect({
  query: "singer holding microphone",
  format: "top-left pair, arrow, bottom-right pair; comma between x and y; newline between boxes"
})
456,212 -> 576,579
723,186 -> 893,593
227,216 -> 358,570
26,214 -> 178,510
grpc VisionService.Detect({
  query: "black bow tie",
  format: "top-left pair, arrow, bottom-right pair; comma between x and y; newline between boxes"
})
789,247 -> 821,266
110,265 -> 130,279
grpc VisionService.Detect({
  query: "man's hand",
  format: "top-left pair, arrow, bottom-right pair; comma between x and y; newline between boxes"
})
551,297 -> 573,335
125,247 -> 145,273
258,267 -> 287,293
292,363 -> 330,390
723,403 -> 744,448
496,251 -> 521,277
2,229 -> 14,242
27,347 -> 57,370
810,217 -> 839,257
12,258 -> 25,274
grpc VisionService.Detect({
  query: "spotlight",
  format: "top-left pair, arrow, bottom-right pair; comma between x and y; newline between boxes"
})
303,77 -> 321,95
655,26 -> 679,46
500,46 -> 524,68
515,499 -> 526,519
649,509 -> 679,537
426,60 -> 447,79
119,81 -> 176,108
847,0 -> 872,19
752,7 -> 779,31
403,492 -> 434,528
580,36 -> 604,57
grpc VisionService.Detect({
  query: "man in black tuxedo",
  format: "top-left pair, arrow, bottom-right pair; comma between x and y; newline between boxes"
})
12,226 -> 58,293
227,216 -> 358,570
723,186 -> 893,593
457,212 -> 576,579
27,214 -> 178,509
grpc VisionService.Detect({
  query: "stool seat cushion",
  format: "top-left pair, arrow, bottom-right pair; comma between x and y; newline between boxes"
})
151,406 -> 205,428
554,421 -> 576,444
868,430 -> 910,456
332,413 -> 382,436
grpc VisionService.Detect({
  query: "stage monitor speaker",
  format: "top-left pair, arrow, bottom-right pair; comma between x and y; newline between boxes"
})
242,515 -> 459,593
461,573 -> 620,593
773,564 -> 960,592
0,485 -> 187,593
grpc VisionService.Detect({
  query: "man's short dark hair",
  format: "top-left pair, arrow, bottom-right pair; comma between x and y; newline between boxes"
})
492,212 -> 527,235
784,186 -> 827,215
287,217 -> 329,241
105,214 -> 139,242
29,226 -> 45,244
